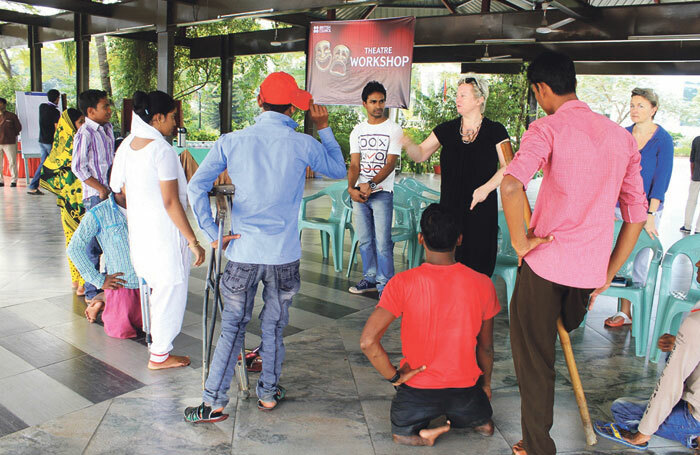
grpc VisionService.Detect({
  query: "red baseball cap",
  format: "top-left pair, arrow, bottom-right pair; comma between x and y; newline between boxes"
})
259,72 -> 312,111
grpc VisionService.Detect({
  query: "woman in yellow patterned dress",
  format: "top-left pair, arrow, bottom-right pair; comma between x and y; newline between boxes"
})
40,108 -> 87,294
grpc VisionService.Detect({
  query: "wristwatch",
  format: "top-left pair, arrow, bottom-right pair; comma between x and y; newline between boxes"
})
369,182 -> 377,191
647,210 -> 656,215
388,368 -> 400,383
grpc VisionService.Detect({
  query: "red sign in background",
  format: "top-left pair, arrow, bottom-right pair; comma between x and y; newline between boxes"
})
307,17 -> 416,109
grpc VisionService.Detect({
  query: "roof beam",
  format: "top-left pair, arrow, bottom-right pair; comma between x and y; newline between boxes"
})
549,0 -> 599,21
6,0 -> 117,18
460,60 -> 700,75
416,41 -> 700,63
189,27 -> 307,59
0,9 -> 53,28
440,0 -> 457,14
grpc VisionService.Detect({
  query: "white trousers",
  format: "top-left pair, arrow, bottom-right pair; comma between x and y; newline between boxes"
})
0,144 -> 17,183
615,206 -> 662,285
147,241 -> 190,363
684,180 -> 700,233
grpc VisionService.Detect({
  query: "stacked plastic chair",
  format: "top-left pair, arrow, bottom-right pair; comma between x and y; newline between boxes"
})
601,220 -> 663,357
398,177 -> 440,201
343,188 -> 421,277
297,180 -> 353,272
649,234 -> 700,363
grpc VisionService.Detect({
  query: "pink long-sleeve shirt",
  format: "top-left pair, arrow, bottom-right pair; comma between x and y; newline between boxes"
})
504,100 -> 648,289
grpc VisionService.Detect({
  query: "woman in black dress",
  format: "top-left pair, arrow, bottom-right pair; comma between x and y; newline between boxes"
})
402,75 -> 512,276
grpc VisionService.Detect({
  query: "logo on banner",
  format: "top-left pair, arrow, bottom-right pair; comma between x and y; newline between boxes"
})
313,25 -> 332,34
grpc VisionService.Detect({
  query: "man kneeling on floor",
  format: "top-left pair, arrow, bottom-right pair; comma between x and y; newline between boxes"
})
67,189 -> 142,338
360,203 -> 499,446
594,260 -> 700,452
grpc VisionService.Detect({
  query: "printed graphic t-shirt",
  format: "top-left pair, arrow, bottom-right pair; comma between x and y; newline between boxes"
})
350,118 -> 403,192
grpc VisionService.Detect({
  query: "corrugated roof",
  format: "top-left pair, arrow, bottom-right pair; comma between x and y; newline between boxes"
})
456,0 -> 515,14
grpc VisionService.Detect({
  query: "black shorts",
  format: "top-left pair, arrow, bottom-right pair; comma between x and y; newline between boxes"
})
390,384 -> 492,436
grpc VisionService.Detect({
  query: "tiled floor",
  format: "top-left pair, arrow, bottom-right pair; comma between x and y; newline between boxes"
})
0,163 -> 696,454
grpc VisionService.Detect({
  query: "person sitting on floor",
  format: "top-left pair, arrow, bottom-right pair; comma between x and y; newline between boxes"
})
67,188 -> 142,339
594,259 -> 700,451
360,203 -> 499,447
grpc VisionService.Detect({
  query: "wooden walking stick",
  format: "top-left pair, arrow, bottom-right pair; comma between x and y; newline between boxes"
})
500,143 -> 597,446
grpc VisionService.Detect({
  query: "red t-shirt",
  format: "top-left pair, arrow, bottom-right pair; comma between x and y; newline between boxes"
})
378,262 -> 500,389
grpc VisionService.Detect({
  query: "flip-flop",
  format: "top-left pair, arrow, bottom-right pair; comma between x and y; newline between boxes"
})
593,421 -> 648,451
604,311 -> 632,328
257,385 -> 286,411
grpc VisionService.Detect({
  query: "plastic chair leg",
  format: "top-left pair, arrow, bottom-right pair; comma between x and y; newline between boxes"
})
347,239 -> 359,278
320,231 -> 330,259
331,230 -> 343,273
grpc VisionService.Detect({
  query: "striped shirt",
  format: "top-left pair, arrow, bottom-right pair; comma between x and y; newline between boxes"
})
67,194 -> 139,290
72,117 -> 115,199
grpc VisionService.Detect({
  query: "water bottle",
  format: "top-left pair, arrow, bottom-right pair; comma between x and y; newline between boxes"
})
177,127 -> 187,147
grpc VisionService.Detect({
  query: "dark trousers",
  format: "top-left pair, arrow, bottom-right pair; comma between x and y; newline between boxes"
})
509,261 -> 593,455
390,384 -> 492,436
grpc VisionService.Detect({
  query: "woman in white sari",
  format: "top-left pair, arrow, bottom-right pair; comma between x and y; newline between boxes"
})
111,90 -> 205,370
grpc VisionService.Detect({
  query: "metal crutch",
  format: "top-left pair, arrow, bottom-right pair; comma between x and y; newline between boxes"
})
201,184 -> 250,399
139,277 -> 152,348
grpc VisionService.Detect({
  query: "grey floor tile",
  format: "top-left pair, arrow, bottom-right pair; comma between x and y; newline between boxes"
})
0,307 -> 40,338
0,345 -> 34,380
0,328 -> 86,368
44,318 -> 127,355
232,397 -> 374,455
6,299 -> 82,328
0,402 -> 28,438
0,369 -> 92,426
0,400 -> 111,454
40,355 -> 145,403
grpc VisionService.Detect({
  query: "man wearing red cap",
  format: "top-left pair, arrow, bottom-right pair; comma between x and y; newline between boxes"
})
185,72 -> 347,423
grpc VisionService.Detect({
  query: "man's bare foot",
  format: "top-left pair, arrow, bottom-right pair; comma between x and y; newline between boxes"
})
512,440 -> 527,455
474,419 -> 494,436
148,354 -> 191,370
393,421 -> 451,446
84,301 -> 104,323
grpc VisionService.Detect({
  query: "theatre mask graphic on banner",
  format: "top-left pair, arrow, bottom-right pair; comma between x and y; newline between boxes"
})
307,17 -> 416,108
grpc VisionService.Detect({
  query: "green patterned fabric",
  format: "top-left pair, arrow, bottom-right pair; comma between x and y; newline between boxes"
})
39,109 -> 85,232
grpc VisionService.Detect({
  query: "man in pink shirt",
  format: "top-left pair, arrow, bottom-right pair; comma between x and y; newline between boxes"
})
501,51 -> 648,455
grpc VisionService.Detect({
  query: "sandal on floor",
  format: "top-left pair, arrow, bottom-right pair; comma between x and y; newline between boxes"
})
604,311 -> 632,328
512,440 -> 527,455
593,421 -> 648,451
257,385 -> 286,411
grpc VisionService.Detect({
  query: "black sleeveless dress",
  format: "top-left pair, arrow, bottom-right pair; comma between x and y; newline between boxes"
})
433,117 -> 509,276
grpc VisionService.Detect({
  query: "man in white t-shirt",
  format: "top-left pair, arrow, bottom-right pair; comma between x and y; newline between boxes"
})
347,81 -> 403,297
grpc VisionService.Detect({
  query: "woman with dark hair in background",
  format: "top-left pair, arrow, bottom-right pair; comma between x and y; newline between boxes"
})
40,108 -> 87,294
110,90 -> 205,370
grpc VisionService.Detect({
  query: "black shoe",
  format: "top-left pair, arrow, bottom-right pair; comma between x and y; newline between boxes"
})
183,402 -> 228,424
680,226 -> 692,234
27,189 -> 43,195
0,182 -> 4,187
10,182 -> 16,187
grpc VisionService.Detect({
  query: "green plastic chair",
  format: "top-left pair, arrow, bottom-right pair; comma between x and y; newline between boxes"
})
298,180 -> 352,272
393,185 -> 433,267
493,211 -> 520,317
398,177 -> 440,201
649,234 -> 700,363
343,189 -> 420,277
601,220 -> 663,357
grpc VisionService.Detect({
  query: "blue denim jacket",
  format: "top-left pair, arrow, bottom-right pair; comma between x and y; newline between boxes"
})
187,111 -> 346,265
67,194 -> 139,289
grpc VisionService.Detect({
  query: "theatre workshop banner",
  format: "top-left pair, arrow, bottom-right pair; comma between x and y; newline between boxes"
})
307,17 -> 415,109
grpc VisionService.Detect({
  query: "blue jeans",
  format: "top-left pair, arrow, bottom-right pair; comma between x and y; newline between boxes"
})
29,142 -> 51,190
202,260 -> 301,408
82,196 -> 103,300
611,397 -> 700,449
352,191 -> 394,292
